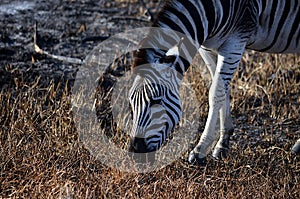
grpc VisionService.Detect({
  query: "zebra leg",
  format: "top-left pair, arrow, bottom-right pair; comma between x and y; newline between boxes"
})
198,47 -> 234,160
198,47 -> 217,79
212,91 -> 234,159
292,139 -> 300,154
189,39 -> 246,165
188,71 -> 226,165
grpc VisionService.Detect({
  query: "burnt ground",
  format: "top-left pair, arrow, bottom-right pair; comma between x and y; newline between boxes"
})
0,0 -> 160,89
0,0 -> 300,198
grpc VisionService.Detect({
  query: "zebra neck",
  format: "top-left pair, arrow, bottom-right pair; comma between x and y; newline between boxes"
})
153,0 -> 217,44
134,0 -> 223,74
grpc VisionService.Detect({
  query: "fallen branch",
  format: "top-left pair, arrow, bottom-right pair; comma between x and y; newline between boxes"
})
34,44 -> 84,65
108,15 -> 151,22
82,35 -> 110,43
34,21 -> 84,65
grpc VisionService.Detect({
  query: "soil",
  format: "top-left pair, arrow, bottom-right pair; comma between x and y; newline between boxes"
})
0,0 -> 160,90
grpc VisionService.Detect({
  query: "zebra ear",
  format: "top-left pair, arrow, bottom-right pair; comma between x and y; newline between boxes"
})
159,37 -> 184,64
159,45 -> 179,64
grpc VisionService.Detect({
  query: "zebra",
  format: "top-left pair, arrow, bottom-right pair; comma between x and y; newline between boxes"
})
128,0 -> 300,165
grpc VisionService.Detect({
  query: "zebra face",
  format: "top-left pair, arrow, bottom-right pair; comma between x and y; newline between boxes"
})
128,64 -> 182,154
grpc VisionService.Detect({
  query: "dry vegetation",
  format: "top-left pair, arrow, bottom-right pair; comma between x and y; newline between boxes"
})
1,0 -> 300,198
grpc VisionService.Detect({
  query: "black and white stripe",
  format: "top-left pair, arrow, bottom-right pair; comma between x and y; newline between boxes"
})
128,0 -> 300,161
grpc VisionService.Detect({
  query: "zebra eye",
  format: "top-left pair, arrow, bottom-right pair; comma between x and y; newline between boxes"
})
149,97 -> 162,107
159,55 -> 177,64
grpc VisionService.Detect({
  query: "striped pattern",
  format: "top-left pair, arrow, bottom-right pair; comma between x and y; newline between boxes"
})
129,63 -> 182,152
128,0 -> 300,160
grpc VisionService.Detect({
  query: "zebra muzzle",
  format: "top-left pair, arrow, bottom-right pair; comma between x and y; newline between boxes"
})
129,137 -> 148,153
129,137 -> 156,165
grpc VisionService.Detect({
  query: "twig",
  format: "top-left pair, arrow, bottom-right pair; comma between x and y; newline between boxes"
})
34,21 -> 84,65
108,16 -> 151,23
82,35 -> 110,43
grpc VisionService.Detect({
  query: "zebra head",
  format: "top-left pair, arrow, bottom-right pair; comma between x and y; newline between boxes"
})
128,45 -> 184,154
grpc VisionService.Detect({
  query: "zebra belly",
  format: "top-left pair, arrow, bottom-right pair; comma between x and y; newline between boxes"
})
247,34 -> 300,54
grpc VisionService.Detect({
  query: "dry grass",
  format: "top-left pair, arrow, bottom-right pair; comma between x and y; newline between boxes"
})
1,50 -> 299,198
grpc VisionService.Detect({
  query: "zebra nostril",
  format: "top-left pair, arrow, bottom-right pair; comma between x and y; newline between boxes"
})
129,137 -> 148,153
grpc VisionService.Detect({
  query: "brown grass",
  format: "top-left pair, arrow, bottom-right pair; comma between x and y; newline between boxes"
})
1,50 -> 299,198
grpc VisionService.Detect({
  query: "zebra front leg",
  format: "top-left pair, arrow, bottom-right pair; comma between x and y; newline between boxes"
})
199,47 -> 233,159
189,39 -> 246,165
188,73 -> 226,165
212,90 -> 234,159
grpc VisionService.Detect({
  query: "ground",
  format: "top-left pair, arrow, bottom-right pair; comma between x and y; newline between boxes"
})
0,0 -> 299,198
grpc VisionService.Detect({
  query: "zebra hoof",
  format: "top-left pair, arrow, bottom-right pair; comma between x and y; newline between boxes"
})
188,151 -> 207,166
212,147 -> 229,160
291,141 -> 300,155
